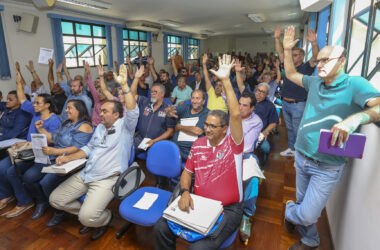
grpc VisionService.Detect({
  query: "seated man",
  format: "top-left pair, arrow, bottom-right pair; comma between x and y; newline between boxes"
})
228,92 -> 262,244
0,90 -> 31,141
171,76 -> 193,105
202,54 -> 228,113
148,57 -> 173,98
166,89 -> 209,161
188,71 -> 206,92
49,65 -> 138,240
154,54 -> 244,249
132,66 -> 176,157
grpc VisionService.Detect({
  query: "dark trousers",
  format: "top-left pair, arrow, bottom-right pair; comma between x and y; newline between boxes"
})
154,202 -> 243,250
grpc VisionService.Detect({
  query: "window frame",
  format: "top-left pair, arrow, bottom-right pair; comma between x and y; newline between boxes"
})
167,34 -> 182,60
187,38 -> 200,60
61,19 -> 107,69
122,28 -> 148,62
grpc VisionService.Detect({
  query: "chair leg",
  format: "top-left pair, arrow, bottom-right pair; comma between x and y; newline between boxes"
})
116,221 -> 133,239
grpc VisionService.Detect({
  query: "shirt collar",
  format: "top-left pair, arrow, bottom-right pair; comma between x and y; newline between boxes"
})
206,134 -> 227,147
324,73 -> 348,88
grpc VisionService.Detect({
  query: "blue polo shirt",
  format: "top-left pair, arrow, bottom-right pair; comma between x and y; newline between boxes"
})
283,61 -> 315,101
172,105 -> 209,159
254,98 -> 279,130
295,74 -> 380,165
0,103 -> 32,141
135,96 -> 176,146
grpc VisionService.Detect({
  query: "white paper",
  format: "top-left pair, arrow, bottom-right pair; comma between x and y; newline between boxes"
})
133,192 -> 159,210
178,117 -> 199,142
38,48 -> 54,64
31,133 -> 50,164
138,138 -> 151,151
243,155 -> 265,181
41,158 -> 87,174
0,138 -> 26,148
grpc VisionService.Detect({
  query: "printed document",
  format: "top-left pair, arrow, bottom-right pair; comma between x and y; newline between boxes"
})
133,192 -> 159,210
138,138 -> 151,151
31,133 -> 50,164
243,155 -> 265,181
38,48 -> 54,64
177,117 -> 199,142
41,158 -> 87,174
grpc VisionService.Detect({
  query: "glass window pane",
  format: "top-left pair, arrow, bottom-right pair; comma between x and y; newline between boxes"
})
139,32 -> 147,41
76,37 -> 92,44
123,29 -> 128,39
75,23 -> 92,36
170,36 -> 176,43
140,42 -> 148,56
353,0 -> 371,16
64,45 -> 77,57
63,35 -> 75,43
77,44 -> 92,55
61,21 -> 74,35
129,30 -> 139,40
93,25 -> 105,37
347,19 -> 368,75
93,38 -> 106,45
66,58 -> 77,68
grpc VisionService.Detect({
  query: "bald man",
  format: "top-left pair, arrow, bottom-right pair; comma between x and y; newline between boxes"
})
282,27 -> 380,250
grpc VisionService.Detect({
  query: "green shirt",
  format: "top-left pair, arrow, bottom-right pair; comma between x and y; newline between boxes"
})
295,74 -> 380,165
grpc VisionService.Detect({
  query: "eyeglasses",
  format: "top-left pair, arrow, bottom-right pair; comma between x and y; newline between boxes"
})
150,90 -> 159,95
204,122 -> 224,129
315,57 -> 342,65
256,89 -> 267,95
33,101 -> 43,105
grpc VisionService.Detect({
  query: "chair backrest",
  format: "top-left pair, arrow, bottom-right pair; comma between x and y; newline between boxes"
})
164,98 -> 173,105
128,143 -> 135,166
146,140 -> 181,178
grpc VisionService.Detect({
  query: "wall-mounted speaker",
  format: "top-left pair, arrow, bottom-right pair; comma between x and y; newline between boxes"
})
18,13 -> 39,33
156,32 -> 164,42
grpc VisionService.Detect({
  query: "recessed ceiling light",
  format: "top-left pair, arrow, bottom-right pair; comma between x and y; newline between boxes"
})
158,20 -> 182,28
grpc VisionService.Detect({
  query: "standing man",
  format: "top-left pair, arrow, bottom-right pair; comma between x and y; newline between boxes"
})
282,26 -> 380,250
154,54 -> 244,249
274,26 -> 319,157
49,65 -> 139,241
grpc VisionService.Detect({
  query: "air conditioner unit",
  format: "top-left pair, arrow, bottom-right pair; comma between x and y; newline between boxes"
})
192,34 -> 208,40
248,13 -> 265,23
126,21 -> 162,32
19,13 -> 39,33
300,0 -> 333,12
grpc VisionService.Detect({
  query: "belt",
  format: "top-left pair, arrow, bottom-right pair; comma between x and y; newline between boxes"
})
283,98 -> 306,104
299,152 -> 321,165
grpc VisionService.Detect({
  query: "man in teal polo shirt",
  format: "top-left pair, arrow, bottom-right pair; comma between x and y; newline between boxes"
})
282,26 -> 380,250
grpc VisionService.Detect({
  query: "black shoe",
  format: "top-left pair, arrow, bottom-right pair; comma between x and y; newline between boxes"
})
46,210 -> 66,227
79,226 -> 92,234
31,202 -> 49,219
284,218 -> 296,233
91,212 -> 113,240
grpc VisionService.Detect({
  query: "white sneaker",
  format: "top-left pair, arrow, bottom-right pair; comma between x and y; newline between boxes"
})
280,148 -> 295,157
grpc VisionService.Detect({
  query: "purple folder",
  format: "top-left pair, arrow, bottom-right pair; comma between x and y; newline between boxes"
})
317,129 -> 366,159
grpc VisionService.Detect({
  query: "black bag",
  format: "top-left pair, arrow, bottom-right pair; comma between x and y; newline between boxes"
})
15,149 -> 35,161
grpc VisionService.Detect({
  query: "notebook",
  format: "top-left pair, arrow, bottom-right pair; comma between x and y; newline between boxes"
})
317,129 -> 366,159
41,158 -> 87,174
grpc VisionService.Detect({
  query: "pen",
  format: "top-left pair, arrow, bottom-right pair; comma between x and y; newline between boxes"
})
62,151 -> 68,157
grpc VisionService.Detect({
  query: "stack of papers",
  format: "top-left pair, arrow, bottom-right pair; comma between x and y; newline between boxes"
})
163,194 -> 223,236
243,155 -> 265,181
41,158 -> 87,174
133,192 -> 159,210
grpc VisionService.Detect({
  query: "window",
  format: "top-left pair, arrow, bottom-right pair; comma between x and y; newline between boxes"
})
61,20 -> 107,68
188,38 -> 199,60
122,29 -> 148,62
167,35 -> 182,59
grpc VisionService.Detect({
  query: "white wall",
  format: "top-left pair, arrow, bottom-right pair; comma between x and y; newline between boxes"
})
0,1 -> 168,96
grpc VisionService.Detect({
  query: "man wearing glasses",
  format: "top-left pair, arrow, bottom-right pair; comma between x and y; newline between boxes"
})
274,26 -> 319,157
282,26 -> 380,250
155,54 -> 244,249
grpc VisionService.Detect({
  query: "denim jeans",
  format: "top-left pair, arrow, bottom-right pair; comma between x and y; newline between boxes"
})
285,151 -> 346,247
242,153 -> 259,217
282,101 -> 306,150
258,139 -> 270,165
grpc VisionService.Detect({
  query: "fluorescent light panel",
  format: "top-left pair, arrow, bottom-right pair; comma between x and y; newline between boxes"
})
56,0 -> 111,10
248,13 -> 265,23
158,20 -> 182,28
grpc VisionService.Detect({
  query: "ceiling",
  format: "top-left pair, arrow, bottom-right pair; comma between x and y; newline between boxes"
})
15,0 -> 304,36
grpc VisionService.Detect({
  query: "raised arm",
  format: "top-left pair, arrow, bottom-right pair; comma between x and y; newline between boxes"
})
48,59 -> 55,91
97,63 -> 114,100
56,63 -> 64,83
114,61 -> 119,74
16,72 -> 27,104
171,55 -> 179,77
130,65 -> 145,100
25,60 -> 43,89
126,57 -> 134,80
275,59 -> 281,84
235,59 -> 246,94
307,29 -> 319,67
147,57 -> 158,81
15,61 -> 27,88
114,64 -> 137,110
35,120 -> 54,144
202,53 -> 212,91
210,55 -> 243,144
84,62 -> 100,104
62,57 -> 71,82
283,26 -> 304,87
274,26 -> 284,63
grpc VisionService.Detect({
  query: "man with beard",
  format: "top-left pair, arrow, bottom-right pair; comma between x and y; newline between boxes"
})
165,90 -> 209,161
57,63 -> 92,122
148,57 -> 173,97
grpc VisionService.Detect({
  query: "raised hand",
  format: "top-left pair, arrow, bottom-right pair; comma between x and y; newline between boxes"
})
234,59 -> 245,72
16,71 -> 22,85
97,63 -> 104,76
125,57 -> 131,64
48,59 -> 54,68
275,58 -> 281,68
209,54 -> 235,80
283,26 -> 299,50
164,105 -> 178,118
83,61 -> 91,73
202,53 -> 208,65
26,60 -> 34,73
15,61 -> 20,72
147,57 -> 154,65
113,64 -> 128,86
307,29 -> 317,43
134,65 -> 145,79
274,26 -> 282,39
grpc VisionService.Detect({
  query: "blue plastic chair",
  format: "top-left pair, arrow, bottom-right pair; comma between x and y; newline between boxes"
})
116,140 -> 182,238
164,98 -> 173,105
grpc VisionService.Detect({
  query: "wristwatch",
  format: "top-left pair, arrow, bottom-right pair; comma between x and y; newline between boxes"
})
179,188 -> 189,196
123,89 -> 131,95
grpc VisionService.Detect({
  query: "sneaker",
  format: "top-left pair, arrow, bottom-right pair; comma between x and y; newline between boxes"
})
280,148 -> 295,157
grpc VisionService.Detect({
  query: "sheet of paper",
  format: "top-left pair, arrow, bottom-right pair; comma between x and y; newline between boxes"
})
31,133 -> 50,164
0,138 -> 26,148
243,155 -> 265,181
133,192 -> 159,210
38,48 -> 54,64
177,117 -> 199,142
42,158 -> 87,174
138,138 -> 151,151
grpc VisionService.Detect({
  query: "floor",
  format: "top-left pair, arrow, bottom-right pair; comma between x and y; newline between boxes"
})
0,122 -> 334,250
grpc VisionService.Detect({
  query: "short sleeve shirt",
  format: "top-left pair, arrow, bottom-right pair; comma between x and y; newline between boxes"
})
254,99 -> 279,130
185,135 -> 244,206
282,61 -> 315,101
296,74 -> 380,165
171,85 -> 193,105
206,87 -> 228,113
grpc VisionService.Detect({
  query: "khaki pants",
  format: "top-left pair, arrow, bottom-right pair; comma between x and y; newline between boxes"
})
49,172 -> 118,228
